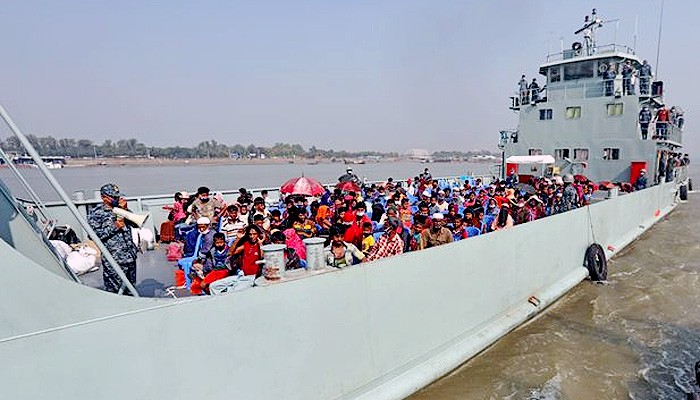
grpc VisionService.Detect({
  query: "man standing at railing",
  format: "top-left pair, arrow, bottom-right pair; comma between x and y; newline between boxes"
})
529,79 -> 540,103
654,107 -> 669,139
639,60 -> 652,95
622,60 -> 635,95
639,106 -> 652,140
518,75 -> 529,105
87,183 -> 139,294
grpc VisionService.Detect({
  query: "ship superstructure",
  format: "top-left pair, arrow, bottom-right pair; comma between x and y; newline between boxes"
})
501,9 -> 684,184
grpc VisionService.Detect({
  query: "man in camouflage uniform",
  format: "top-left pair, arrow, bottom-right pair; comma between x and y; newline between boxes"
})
87,183 -> 139,294
189,186 -> 224,225
553,174 -> 580,214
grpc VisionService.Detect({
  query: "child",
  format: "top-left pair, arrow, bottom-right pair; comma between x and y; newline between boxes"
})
190,232 -> 231,295
270,231 -> 301,270
361,221 -> 375,255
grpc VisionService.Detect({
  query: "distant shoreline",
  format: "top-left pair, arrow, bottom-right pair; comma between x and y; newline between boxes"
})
64,157 -> 494,168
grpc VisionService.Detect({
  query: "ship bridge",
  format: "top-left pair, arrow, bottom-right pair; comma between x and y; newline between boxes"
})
502,8 -> 684,184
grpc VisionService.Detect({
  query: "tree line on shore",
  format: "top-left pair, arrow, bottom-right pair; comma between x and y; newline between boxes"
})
0,135 -> 496,160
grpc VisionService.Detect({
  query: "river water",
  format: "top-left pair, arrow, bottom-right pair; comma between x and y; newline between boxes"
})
0,161 -> 490,200
410,189 -> 700,399
2,162 -> 698,398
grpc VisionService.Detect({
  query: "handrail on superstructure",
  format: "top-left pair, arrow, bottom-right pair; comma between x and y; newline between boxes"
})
0,105 -> 140,297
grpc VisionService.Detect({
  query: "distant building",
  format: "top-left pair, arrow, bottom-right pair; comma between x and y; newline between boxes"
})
406,148 -> 431,161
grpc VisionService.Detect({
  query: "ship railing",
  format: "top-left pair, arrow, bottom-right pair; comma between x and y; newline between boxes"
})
0,105 -> 140,297
511,86 -> 548,108
15,174 -> 496,243
647,121 -> 683,145
545,43 -> 635,63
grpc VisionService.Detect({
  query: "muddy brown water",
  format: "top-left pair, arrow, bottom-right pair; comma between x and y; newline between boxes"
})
410,192 -> 700,399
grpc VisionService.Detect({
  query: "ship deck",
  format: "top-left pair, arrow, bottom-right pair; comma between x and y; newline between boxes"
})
78,246 -> 183,297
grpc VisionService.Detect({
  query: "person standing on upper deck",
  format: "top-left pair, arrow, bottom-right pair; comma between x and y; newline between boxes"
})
87,183 -> 139,294
639,60 -> 652,95
604,63 -> 616,96
528,79 -> 540,103
622,60 -> 635,95
518,75 -> 529,105
639,106 -> 652,140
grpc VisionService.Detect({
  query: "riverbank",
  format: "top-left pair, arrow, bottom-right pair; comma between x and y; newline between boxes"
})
64,157 -> 346,167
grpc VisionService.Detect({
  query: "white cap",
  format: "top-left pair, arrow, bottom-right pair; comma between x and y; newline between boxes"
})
422,190 -> 431,197
196,217 -> 211,225
431,213 -> 444,220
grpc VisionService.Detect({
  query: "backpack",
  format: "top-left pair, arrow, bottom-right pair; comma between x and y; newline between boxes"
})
166,242 -> 184,262
160,221 -> 175,243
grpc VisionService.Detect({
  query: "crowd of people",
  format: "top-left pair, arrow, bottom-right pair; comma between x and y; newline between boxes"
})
161,167 -> 618,295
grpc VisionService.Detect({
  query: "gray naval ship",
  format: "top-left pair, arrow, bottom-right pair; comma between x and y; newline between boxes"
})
0,9 -> 691,400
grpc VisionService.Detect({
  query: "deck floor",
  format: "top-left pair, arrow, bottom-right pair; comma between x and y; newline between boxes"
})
78,244 -> 185,297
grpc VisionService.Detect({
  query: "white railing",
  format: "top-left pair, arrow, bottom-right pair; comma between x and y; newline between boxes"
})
545,43 -> 635,63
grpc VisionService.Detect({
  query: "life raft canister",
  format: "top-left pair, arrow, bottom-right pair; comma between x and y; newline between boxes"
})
585,243 -> 607,281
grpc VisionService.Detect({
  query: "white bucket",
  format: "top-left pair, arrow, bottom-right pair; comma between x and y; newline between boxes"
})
303,237 -> 326,270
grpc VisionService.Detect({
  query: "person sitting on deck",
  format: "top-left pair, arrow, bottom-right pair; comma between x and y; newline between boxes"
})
231,225 -> 263,277
365,218 -> 404,262
190,232 -> 232,295
189,186 -> 224,225
249,197 -> 271,230
491,203 -> 514,231
361,221 -> 375,256
324,227 -> 365,268
419,213 -> 454,249
270,231 -> 302,270
293,210 -> 316,239
219,205 -> 246,243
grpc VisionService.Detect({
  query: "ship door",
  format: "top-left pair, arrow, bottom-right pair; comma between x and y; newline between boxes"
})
630,161 -> 648,184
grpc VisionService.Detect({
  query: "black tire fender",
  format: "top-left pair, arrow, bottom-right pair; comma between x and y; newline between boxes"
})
585,243 -> 607,281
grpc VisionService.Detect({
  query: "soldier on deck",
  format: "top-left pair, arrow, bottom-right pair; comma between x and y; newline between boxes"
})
639,60 -> 653,95
87,183 -> 139,294
553,175 -> 579,214
529,78 -> 540,103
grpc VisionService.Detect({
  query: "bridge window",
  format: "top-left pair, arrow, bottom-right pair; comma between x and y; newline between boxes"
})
607,103 -> 624,116
528,149 -> 542,156
564,61 -> 595,80
539,109 -> 553,120
549,67 -> 561,83
554,148 -> 570,160
603,148 -> 620,160
566,106 -> 582,119
574,148 -> 589,161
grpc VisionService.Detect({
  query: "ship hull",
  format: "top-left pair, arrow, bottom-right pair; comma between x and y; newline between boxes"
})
0,181 -> 680,399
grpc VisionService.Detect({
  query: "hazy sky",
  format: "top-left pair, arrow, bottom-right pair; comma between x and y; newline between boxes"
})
0,1 -> 697,154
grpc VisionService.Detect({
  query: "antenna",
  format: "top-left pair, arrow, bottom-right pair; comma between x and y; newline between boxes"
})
655,0 -> 665,77
633,14 -> 639,53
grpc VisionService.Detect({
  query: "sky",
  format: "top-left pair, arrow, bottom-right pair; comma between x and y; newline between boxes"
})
0,0 -> 698,154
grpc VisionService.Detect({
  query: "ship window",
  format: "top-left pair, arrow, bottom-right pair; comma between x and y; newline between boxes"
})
574,148 -> 589,161
554,148 -> 570,160
607,103 -> 624,116
549,67 -> 561,83
566,106 -> 582,119
528,149 -> 542,156
539,109 -> 553,120
564,61 -> 595,80
603,148 -> 620,160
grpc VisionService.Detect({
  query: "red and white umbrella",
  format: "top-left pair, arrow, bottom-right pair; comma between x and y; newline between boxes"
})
280,176 -> 325,196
